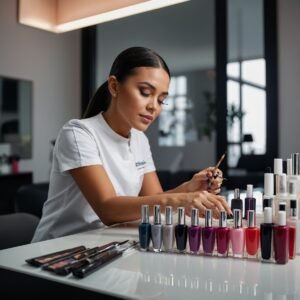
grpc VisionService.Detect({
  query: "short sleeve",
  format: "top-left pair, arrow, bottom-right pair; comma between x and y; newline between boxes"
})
56,121 -> 102,172
141,134 -> 156,174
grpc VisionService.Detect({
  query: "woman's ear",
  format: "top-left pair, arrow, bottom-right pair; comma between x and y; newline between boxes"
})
107,75 -> 119,98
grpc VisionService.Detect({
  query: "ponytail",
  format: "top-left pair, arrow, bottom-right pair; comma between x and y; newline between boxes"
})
83,81 -> 111,118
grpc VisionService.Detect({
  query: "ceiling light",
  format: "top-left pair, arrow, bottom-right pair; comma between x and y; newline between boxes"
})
19,0 -> 190,33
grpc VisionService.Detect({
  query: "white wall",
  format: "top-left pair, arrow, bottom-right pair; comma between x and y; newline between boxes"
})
0,0 -> 81,182
278,0 -> 300,158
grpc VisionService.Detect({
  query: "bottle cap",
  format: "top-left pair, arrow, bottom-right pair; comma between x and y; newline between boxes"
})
291,153 -> 300,175
177,207 -> 185,225
288,181 -> 297,195
247,210 -> 255,227
165,206 -> 173,225
154,205 -> 161,224
219,210 -> 227,227
141,205 -> 149,223
278,211 -> 286,226
264,207 -> 272,224
274,158 -> 283,175
275,174 -> 287,195
264,173 -> 274,196
205,209 -> 212,227
191,208 -> 199,226
246,184 -> 253,198
290,199 -> 297,217
233,209 -> 241,228
279,202 -> 286,211
234,188 -> 240,199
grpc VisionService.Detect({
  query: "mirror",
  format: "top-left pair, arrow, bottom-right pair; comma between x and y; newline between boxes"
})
0,76 -> 32,159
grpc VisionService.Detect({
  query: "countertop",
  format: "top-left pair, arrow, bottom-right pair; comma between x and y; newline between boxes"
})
0,223 -> 299,299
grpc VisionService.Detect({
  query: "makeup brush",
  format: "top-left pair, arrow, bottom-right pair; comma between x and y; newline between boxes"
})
208,153 -> 226,189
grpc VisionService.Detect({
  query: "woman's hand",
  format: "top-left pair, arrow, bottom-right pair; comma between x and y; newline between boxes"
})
186,167 -> 224,194
170,190 -> 232,219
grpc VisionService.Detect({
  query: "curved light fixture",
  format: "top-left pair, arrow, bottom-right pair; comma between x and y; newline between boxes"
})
19,0 -> 189,33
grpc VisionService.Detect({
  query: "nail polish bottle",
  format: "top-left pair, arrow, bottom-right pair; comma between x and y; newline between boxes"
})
273,211 -> 289,264
245,185 -> 256,220
231,188 -> 243,218
245,210 -> 260,259
162,206 -> 174,252
188,208 -> 201,253
287,199 -> 297,259
260,207 -> 274,262
151,205 -> 162,252
216,210 -> 230,257
231,209 -> 245,258
202,209 -> 216,255
175,207 -> 188,252
139,205 -> 151,251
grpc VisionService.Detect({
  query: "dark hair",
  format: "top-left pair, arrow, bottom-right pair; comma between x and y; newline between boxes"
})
83,47 -> 170,118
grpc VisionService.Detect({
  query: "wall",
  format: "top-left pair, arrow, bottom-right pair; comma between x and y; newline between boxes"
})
0,0 -> 81,182
278,0 -> 300,158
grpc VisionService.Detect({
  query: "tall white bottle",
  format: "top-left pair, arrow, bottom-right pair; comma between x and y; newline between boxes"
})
274,174 -> 289,222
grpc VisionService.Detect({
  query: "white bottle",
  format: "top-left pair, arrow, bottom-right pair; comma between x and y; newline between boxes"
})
274,174 -> 289,222
263,169 -> 274,219
287,153 -> 300,200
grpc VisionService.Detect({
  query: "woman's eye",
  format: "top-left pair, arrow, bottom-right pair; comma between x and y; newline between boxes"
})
140,89 -> 151,96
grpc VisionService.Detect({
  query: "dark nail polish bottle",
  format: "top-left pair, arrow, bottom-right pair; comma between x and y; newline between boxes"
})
231,188 -> 243,218
202,209 -> 216,255
175,207 -> 188,252
188,208 -> 201,253
273,211 -> 289,264
244,184 -> 256,220
216,210 -> 230,257
139,205 -> 151,251
260,207 -> 274,262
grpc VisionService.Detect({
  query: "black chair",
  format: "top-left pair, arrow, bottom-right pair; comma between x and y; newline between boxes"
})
0,213 -> 39,250
14,183 -> 49,218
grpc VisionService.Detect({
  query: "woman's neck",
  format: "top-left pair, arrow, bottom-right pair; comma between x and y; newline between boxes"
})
102,109 -> 131,138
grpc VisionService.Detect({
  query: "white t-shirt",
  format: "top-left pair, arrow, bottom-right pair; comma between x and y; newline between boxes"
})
32,113 -> 155,242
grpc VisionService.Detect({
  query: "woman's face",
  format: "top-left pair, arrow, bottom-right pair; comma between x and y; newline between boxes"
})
110,67 -> 170,133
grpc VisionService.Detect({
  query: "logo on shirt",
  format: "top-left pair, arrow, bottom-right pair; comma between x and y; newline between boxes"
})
136,160 -> 146,170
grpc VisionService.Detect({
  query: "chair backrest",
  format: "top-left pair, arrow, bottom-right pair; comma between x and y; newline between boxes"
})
0,213 -> 40,250
14,183 -> 49,218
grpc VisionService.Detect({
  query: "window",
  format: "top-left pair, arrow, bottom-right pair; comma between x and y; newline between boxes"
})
227,58 -> 266,168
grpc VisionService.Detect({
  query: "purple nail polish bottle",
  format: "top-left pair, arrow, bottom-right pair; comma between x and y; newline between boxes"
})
202,209 -> 216,255
188,208 -> 201,253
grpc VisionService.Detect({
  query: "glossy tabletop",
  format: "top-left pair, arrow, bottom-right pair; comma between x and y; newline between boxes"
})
0,223 -> 299,299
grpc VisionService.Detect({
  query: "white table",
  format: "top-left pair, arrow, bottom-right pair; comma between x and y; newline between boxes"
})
0,223 -> 299,299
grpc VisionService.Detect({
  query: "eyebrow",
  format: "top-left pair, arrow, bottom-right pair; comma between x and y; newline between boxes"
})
138,81 -> 169,96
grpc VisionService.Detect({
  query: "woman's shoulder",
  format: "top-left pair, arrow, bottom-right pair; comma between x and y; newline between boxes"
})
61,115 -> 100,134
131,129 -> 150,144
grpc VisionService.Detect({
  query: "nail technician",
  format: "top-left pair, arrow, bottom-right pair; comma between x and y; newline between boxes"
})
32,47 -> 230,242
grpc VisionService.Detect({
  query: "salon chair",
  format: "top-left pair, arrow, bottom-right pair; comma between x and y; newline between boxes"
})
14,183 -> 49,218
0,213 -> 39,250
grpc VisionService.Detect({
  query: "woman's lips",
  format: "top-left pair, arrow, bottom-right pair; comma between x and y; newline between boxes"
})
139,114 -> 153,123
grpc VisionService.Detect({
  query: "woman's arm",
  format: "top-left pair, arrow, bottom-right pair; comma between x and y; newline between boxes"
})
70,165 -> 181,225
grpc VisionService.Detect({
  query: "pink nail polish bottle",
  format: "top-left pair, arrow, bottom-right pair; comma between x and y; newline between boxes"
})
216,210 -> 230,257
231,209 -> 245,258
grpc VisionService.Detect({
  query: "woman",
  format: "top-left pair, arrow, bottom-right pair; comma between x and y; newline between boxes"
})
32,47 -> 231,242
